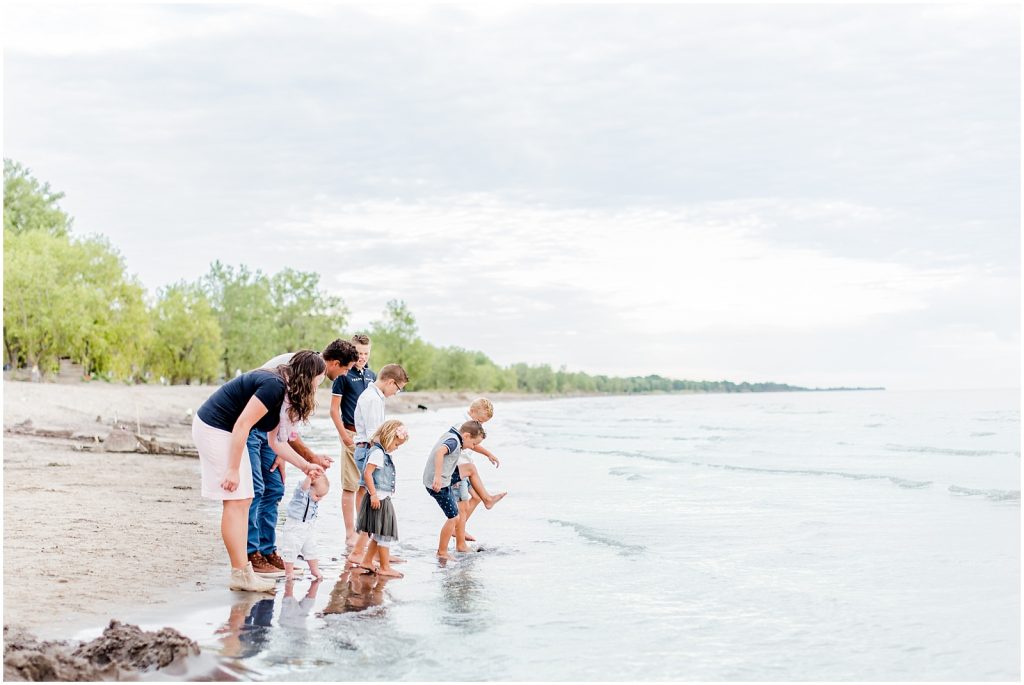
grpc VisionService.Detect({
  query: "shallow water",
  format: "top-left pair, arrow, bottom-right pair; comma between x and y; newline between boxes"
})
152,389 -> 1020,680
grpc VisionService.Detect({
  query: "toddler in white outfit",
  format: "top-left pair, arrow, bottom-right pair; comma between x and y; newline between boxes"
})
279,471 -> 329,580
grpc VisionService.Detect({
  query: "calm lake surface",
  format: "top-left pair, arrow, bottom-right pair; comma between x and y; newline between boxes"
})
151,389 -> 1021,680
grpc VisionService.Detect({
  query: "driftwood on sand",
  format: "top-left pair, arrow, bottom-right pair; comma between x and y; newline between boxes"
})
4,420 -> 199,457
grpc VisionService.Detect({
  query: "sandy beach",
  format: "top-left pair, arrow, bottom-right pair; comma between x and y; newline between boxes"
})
2,378 -> 534,640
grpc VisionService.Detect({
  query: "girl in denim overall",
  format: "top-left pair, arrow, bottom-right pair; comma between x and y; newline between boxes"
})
356,419 -> 409,577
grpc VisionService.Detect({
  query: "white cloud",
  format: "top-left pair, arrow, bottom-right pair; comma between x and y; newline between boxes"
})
3,2 -> 1017,389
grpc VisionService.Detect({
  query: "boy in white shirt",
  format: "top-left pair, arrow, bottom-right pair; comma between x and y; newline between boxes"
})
346,364 -> 409,564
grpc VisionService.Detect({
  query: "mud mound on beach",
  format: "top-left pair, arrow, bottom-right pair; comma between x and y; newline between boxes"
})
3,620 -> 200,681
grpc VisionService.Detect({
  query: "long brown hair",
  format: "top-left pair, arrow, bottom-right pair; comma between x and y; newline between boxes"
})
276,350 -> 326,423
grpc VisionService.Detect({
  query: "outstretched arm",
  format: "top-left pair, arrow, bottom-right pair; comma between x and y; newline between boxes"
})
269,431 -> 324,477
288,435 -> 333,468
468,443 -> 500,468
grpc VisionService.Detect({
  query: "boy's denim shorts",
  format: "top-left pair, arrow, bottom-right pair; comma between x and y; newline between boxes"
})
453,478 -> 472,502
354,445 -> 370,487
425,486 -> 460,519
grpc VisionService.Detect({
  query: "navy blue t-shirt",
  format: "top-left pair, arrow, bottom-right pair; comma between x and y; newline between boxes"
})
331,365 -> 376,427
197,370 -> 287,433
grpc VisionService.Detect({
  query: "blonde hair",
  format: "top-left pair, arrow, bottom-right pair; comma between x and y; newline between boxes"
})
469,398 -> 494,420
371,419 -> 407,452
312,473 -> 330,497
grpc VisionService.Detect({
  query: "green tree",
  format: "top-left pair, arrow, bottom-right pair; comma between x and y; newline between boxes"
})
3,230 -> 148,378
203,261 -> 277,378
270,268 -> 348,354
3,159 -> 72,237
147,282 -> 223,384
70,235 -> 150,379
369,300 -> 432,387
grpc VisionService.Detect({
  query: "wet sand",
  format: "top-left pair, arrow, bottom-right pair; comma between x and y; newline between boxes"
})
2,379 -> 538,639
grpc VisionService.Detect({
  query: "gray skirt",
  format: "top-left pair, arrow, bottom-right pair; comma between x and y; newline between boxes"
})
357,495 -> 398,539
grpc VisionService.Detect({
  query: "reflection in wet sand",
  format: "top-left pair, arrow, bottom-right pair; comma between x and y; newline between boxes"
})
279,578 -> 322,631
440,556 -> 489,631
320,569 -> 391,617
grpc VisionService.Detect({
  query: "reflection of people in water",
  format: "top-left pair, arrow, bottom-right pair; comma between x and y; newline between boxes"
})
439,561 -> 489,631
320,569 -> 389,616
217,594 -> 276,659
279,578 -> 322,630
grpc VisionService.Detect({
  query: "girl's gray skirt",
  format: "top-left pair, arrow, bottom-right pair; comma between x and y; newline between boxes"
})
357,495 -> 398,539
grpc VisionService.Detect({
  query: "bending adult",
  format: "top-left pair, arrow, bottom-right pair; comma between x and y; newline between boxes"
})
248,340 -> 359,577
193,349 -> 327,592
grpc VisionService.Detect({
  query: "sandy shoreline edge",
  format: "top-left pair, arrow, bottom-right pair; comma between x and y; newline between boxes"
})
2,380 -> 564,643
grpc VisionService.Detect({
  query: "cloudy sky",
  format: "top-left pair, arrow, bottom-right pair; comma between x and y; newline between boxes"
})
3,2 -> 1019,390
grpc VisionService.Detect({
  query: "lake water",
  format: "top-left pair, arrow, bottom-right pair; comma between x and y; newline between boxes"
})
154,389 -> 1021,680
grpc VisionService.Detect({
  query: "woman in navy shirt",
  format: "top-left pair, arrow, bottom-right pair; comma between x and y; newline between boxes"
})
193,350 -> 326,592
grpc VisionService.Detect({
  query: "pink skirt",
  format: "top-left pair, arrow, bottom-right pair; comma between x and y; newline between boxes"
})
192,415 -> 254,500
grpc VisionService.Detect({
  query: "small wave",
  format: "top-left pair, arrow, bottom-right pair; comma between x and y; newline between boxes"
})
609,467 -> 647,481
548,519 -> 645,555
698,425 -> 744,432
534,444 -> 678,464
970,432 -> 997,438
948,486 -> 1020,502
863,423 -> 884,428
696,462 -> 932,489
884,443 -> 1009,457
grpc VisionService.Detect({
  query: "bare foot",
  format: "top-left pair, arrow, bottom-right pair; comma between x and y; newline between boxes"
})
464,534 -> 477,542
484,492 -> 507,510
437,552 -> 451,561
377,567 -> 404,578
355,565 -> 376,575
455,545 -> 472,553
389,556 -> 407,564
346,552 -> 363,564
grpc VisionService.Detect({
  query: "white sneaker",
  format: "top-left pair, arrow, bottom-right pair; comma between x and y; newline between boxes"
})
229,562 -> 277,593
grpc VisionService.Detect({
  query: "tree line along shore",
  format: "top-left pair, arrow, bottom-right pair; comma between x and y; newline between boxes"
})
4,159 -> 871,395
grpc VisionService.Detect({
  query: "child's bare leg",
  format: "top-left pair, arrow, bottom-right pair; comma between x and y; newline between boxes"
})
284,561 -> 295,580
461,463 -> 492,500
376,544 -> 404,578
455,513 -> 470,552
358,541 -> 378,573
437,517 -> 457,558
464,491 -> 484,526
347,531 -> 370,563
464,466 -> 507,509
307,559 -> 323,581
458,499 -> 475,540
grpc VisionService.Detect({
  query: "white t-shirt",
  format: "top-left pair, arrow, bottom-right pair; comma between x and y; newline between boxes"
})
365,446 -> 394,499
354,383 -> 386,443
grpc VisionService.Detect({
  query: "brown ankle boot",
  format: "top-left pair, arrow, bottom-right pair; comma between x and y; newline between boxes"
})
248,551 -> 284,577
264,550 -> 287,571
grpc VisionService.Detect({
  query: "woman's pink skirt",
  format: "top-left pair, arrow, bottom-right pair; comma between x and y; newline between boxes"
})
192,414 -> 254,500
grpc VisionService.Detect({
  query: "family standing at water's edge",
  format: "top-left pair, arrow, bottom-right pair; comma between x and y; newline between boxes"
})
192,334 -> 509,593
